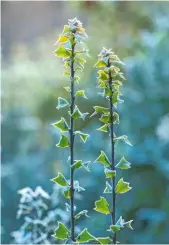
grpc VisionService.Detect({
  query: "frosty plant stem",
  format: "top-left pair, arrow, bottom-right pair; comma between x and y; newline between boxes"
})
93,48 -> 134,244
51,18 -> 96,244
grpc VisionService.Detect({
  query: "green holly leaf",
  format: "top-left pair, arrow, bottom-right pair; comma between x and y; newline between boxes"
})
71,106 -> 89,121
75,210 -> 90,220
56,134 -> 70,148
115,178 -> 132,194
94,151 -> 111,167
97,124 -> 108,132
52,117 -> 69,132
53,222 -> 70,240
104,181 -> 112,194
97,237 -> 112,244
76,228 -> 95,243
74,131 -> 89,143
90,106 -> 109,117
56,97 -> 69,110
104,168 -> 116,178
116,157 -> 131,170
64,188 -> 71,199
75,90 -> 88,99
94,196 -> 110,214
71,160 -> 82,170
51,172 -> 69,187
55,46 -> 71,58
114,135 -> 133,146
94,60 -> 107,68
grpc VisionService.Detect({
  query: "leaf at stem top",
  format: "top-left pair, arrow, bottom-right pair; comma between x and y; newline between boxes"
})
52,117 -> 69,132
94,196 -> 110,215
104,168 -> 116,178
56,97 -> 69,110
74,131 -> 89,143
51,172 -> 69,187
94,60 -> 107,68
97,237 -> 112,244
116,157 -> 131,170
115,178 -> 132,194
52,222 -> 70,240
55,46 -> 71,58
76,229 -> 95,243
75,210 -> 90,220
114,135 -> 133,146
56,134 -> 70,148
94,151 -> 111,167
75,90 -> 88,99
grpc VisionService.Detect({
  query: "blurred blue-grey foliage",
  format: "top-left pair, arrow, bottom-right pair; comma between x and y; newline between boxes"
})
1,1 -> 169,244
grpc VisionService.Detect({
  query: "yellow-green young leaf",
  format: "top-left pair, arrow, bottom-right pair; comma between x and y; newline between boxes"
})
98,70 -> 109,81
97,124 -> 108,132
74,131 -> 89,143
74,76 -> 80,83
97,237 -> 112,244
103,181 -> 112,194
53,222 -> 70,240
56,135 -> 70,148
64,188 -> 71,199
94,60 -> 107,68
109,225 -> 121,233
56,35 -> 70,44
90,106 -> 109,117
98,80 -> 106,89
51,172 -> 68,187
94,151 -> 111,167
115,178 -> 132,194
99,114 -> 110,124
75,210 -> 89,220
56,97 -> 69,110
114,135 -> 133,146
52,117 -> 69,132
55,46 -> 70,58
104,87 -> 112,97
76,57 -> 86,65
64,70 -> 70,76
113,112 -> 120,124
104,168 -> 116,178
71,160 -> 82,170
71,106 -> 89,121
94,196 -> 110,215
116,157 -> 131,170
62,25 -> 70,34
75,90 -> 88,99
64,86 -> 70,92
76,229 -> 95,243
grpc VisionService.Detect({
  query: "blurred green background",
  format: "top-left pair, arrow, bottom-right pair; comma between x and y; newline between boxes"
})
1,1 -> 169,244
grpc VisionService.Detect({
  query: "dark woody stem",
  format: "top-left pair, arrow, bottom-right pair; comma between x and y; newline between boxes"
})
108,59 -> 116,244
70,35 -> 75,241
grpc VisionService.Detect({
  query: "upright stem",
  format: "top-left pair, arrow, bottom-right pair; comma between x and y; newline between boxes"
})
70,36 -> 75,241
108,60 -> 116,244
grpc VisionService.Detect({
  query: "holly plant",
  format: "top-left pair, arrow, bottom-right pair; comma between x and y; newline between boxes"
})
92,48 -> 134,244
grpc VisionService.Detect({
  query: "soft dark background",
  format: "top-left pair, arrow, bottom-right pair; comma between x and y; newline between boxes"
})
1,1 -> 169,244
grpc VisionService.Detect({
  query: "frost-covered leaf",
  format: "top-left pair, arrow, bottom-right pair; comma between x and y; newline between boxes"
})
64,86 -> 70,92
115,178 -> 132,194
71,106 -> 89,120
90,106 -> 109,117
52,117 -> 69,132
123,220 -> 133,230
74,181 -> 85,192
53,222 -> 70,240
97,124 -> 108,132
56,97 -> 69,110
76,229 -> 95,243
55,46 -> 70,58
98,70 -> 108,81
114,135 -> 133,146
51,172 -> 69,187
104,168 -> 116,178
71,160 -> 82,170
116,157 -> 131,170
56,135 -> 70,148
94,196 -> 110,214
74,131 -> 89,143
97,237 -> 112,244
99,114 -> 110,124
104,181 -> 112,194
75,210 -> 89,220
94,151 -> 111,167
113,112 -> 120,124
75,90 -> 88,99
56,35 -> 70,44
64,188 -> 71,199
94,60 -> 107,68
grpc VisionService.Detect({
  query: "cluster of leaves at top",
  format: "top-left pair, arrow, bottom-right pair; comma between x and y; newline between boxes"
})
51,18 -> 133,244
